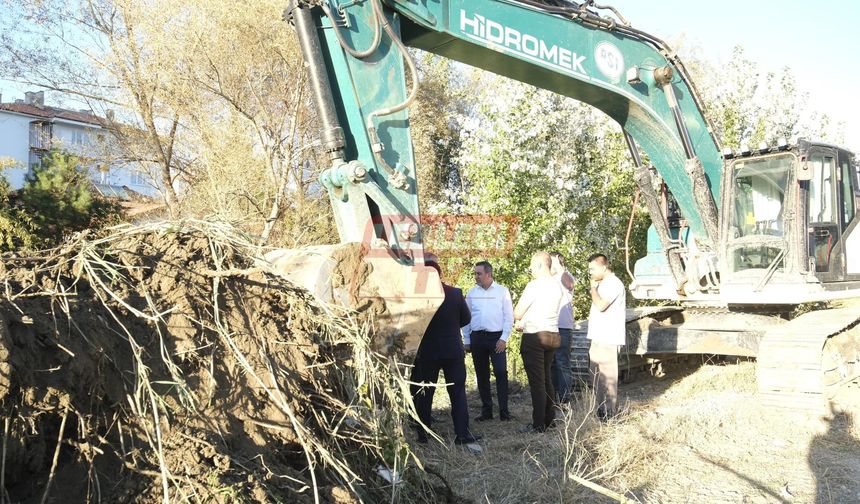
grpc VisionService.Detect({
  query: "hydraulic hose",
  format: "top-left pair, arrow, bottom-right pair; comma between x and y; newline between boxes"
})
365,0 -> 419,128
364,0 -> 420,187
319,0 -> 382,59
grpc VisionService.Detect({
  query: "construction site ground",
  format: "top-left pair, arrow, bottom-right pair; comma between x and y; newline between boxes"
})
1,225 -> 857,503
417,360 -> 860,503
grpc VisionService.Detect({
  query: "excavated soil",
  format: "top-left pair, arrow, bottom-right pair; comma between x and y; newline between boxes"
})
0,222 -> 450,503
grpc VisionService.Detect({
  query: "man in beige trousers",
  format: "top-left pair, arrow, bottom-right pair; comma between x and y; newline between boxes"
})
586,253 -> 626,421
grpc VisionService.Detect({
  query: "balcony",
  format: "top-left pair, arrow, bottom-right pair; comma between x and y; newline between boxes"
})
29,121 -> 52,151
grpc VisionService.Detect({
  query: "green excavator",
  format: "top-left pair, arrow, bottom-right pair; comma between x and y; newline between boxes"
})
276,0 -> 860,411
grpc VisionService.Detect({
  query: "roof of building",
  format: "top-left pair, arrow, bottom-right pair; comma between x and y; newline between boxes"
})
92,182 -> 135,200
0,102 -> 103,127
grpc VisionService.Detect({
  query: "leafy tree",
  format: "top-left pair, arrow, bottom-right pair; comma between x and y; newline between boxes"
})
436,73 -> 648,313
20,150 -> 120,245
1,0 -> 328,244
412,53 -> 469,213
0,161 -> 36,251
688,46 -> 843,149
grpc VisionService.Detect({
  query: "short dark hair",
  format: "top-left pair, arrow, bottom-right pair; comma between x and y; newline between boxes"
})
550,251 -> 565,267
587,253 -> 609,266
475,260 -> 493,275
426,260 -> 442,276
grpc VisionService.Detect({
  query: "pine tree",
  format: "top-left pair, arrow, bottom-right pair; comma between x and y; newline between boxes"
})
21,150 -> 119,245
0,169 -> 36,251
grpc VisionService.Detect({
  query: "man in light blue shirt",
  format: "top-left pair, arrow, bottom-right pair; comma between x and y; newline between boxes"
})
550,252 -> 576,403
463,261 -> 514,421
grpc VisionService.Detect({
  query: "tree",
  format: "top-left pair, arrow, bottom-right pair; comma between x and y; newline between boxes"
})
688,46 -> 844,149
0,0 -> 189,213
171,0 -> 334,246
436,72 -> 648,313
20,150 -> 119,245
0,159 -> 36,251
411,53 -> 469,214
0,0 -> 330,245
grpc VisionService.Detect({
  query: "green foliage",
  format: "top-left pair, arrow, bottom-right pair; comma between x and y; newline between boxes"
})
690,46 -> 842,148
0,150 -> 122,249
0,174 -> 37,251
434,74 -> 648,317
412,53 -> 469,213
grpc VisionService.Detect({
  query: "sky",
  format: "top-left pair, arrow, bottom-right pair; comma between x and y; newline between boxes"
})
1,0 -> 857,151
608,0 -> 860,152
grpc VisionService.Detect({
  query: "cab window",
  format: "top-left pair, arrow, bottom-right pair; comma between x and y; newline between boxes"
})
840,160 -> 855,229
808,156 -> 835,224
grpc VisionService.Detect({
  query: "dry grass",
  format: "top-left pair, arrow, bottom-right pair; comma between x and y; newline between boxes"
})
415,360 -> 860,503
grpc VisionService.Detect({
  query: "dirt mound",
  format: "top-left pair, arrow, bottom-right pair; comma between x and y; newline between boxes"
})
0,221 -> 450,503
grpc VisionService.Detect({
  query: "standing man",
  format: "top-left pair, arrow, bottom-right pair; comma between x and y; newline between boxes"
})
549,252 -> 576,403
463,261 -> 514,422
514,252 -> 566,433
586,253 -> 626,421
411,260 -> 482,445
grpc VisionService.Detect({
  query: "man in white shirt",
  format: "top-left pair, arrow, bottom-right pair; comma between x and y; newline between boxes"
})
463,261 -> 514,421
586,253 -> 626,421
549,252 -> 575,403
514,252 -> 566,433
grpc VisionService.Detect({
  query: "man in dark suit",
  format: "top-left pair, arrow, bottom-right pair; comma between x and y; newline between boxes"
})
411,260 -> 482,445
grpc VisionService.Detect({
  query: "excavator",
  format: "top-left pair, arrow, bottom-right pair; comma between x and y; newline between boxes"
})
276,0 -> 860,411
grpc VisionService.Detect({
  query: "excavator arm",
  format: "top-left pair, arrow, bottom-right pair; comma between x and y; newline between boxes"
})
277,0 -> 734,354
287,0 -> 726,300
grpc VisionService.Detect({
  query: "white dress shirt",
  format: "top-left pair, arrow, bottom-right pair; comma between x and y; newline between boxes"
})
554,272 -> 574,330
586,272 -> 626,345
462,281 -> 514,344
518,276 -> 566,333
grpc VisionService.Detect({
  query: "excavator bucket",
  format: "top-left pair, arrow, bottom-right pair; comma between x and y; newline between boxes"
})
264,243 -> 443,354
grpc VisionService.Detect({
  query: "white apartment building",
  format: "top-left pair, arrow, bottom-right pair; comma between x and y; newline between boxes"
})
0,91 -> 158,198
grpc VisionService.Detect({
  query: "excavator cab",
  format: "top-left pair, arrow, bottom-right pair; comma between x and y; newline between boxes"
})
802,144 -> 859,282
720,141 -> 860,303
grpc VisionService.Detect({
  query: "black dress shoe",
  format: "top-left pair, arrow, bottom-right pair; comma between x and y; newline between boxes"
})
474,414 -> 493,422
500,413 -> 513,421
596,407 -> 615,422
454,434 -> 483,445
517,423 -> 545,434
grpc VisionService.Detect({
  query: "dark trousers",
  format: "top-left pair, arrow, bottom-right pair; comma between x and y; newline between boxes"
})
470,331 -> 508,417
520,332 -> 557,430
410,355 -> 470,439
551,328 -> 574,403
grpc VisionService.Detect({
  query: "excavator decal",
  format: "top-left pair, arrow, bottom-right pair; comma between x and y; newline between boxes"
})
459,10 -> 589,76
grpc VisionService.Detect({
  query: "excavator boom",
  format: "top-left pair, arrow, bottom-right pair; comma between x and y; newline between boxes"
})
290,0 -> 723,290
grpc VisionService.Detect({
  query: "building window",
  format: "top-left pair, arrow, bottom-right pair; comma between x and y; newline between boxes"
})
98,164 -> 109,184
27,151 -> 44,174
29,122 -> 52,150
130,170 -> 147,186
71,129 -> 89,146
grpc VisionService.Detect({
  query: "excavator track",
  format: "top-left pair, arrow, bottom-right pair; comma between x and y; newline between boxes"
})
568,305 -> 860,410
570,306 -> 685,388
756,306 -> 860,411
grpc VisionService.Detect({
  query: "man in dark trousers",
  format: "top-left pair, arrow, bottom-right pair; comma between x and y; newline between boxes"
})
463,261 -> 514,422
410,260 -> 482,445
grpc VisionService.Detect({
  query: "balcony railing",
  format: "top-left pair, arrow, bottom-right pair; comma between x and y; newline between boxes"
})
29,121 -> 53,150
